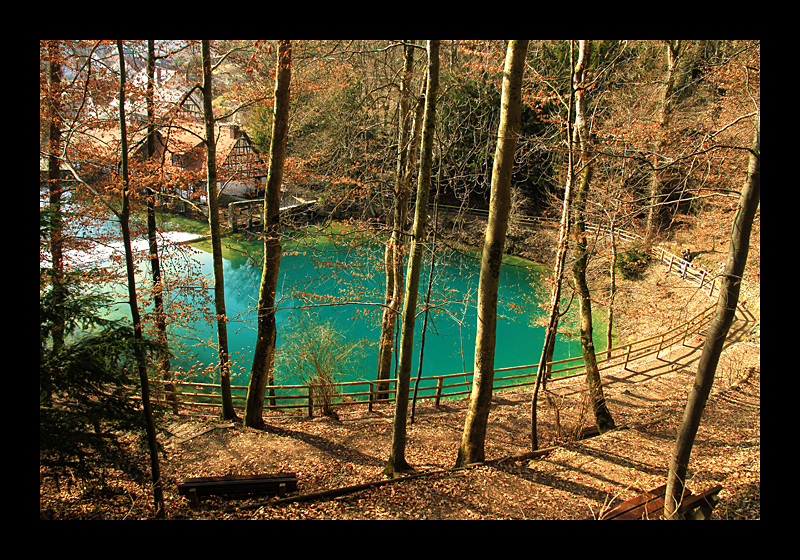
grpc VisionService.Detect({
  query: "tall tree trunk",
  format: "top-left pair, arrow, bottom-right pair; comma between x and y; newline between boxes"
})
146,40 -> 176,413
570,40 -> 615,434
456,39 -> 529,468
245,40 -> 292,429
384,39 -> 439,477
44,40 -> 64,404
530,40 -> 576,451
201,40 -> 237,421
377,41 -> 416,399
646,40 -> 682,238
664,111 -> 759,518
116,40 -> 165,519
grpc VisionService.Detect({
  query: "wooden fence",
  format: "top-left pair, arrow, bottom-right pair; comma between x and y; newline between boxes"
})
155,225 -> 722,416
585,224 -> 722,299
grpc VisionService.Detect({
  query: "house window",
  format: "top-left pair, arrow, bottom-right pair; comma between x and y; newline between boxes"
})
172,153 -> 187,168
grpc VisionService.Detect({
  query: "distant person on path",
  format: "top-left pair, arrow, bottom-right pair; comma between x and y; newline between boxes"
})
680,248 -> 693,278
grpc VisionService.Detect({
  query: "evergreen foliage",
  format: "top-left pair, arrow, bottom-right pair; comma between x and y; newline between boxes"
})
40,270 -> 166,484
616,242 -> 652,280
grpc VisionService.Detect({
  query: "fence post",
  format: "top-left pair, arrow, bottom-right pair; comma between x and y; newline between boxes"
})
368,382 -> 374,412
228,205 -> 237,233
623,344 -> 632,370
307,387 -> 314,417
683,317 -> 692,345
434,377 -> 443,407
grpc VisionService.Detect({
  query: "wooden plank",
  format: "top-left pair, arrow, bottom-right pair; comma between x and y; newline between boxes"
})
178,473 -> 298,499
577,425 -> 600,440
181,473 -> 297,485
596,484 -> 721,520
599,485 -> 666,520
678,485 -> 723,520
612,494 -> 672,520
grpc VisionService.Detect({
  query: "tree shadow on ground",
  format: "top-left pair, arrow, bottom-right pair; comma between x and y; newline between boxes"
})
257,422 -> 385,469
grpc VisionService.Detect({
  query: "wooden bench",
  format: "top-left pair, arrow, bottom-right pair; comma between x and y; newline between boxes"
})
178,473 -> 298,506
577,425 -> 600,440
591,483 -> 723,520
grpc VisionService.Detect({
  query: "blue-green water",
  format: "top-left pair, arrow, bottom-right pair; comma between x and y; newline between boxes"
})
158,232 -> 588,394
96,226 -> 594,397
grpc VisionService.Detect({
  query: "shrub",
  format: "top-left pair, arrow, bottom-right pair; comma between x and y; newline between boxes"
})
616,242 -> 651,280
276,312 -> 365,417
40,275 -> 166,486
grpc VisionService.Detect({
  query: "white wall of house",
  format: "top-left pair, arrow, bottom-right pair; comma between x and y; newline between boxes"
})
220,179 -> 253,198
198,177 -> 265,204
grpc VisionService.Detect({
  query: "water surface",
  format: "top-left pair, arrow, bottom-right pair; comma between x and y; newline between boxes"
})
166,231 -> 590,395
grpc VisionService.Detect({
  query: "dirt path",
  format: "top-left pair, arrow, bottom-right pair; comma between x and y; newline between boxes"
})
40,298 -> 759,520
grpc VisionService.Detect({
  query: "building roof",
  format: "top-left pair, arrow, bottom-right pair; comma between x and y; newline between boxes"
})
77,121 -> 266,179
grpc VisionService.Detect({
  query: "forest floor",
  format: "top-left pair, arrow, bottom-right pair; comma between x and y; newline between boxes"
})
39,201 -> 760,520
39,324 -> 759,520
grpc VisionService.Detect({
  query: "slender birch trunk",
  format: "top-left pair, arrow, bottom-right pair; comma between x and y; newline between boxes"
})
201,40 -> 237,420
646,40 -> 681,238
44,40 -> 64,404
530,40 -> 576,451
145,40 -> 176,412
377,41 -> 416,398
570,40 -> 615,434
606,220 -> 618,360
384,40 -> 439,477
116,40 -> 165,518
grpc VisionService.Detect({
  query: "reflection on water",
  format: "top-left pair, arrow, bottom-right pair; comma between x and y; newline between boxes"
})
163,234 -> 587,394
99,229 -> 590,395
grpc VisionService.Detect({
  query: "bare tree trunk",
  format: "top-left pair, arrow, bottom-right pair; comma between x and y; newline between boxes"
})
456,39 -> 529,468
44,40 -> 64,404
146,40 -> 176,413
245,40 -> 292,429
664,111 -> 759,518
606,221 -> 618,360
116,40 -> 165,519
384,40 -> 439,477
646,40 -> 682,238
531,40 -> 576,451
201,40 -> 237,421
570,40 -> 615,434
377,41 -> 417,399
411,181 -> 441,423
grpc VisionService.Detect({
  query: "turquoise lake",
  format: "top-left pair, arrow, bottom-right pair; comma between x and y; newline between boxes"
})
97,226 -> 597,396
167,232 -> 589,392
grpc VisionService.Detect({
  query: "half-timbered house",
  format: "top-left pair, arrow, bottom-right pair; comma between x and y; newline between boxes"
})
76,120 -> 268,206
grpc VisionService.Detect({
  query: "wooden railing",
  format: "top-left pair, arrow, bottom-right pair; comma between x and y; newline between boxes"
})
228,197 -> 316,233
154,224 -> 722,416
585,223 -> 722,299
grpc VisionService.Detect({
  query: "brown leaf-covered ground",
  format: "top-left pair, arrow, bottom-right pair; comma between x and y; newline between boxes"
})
40,304 -> 759,520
